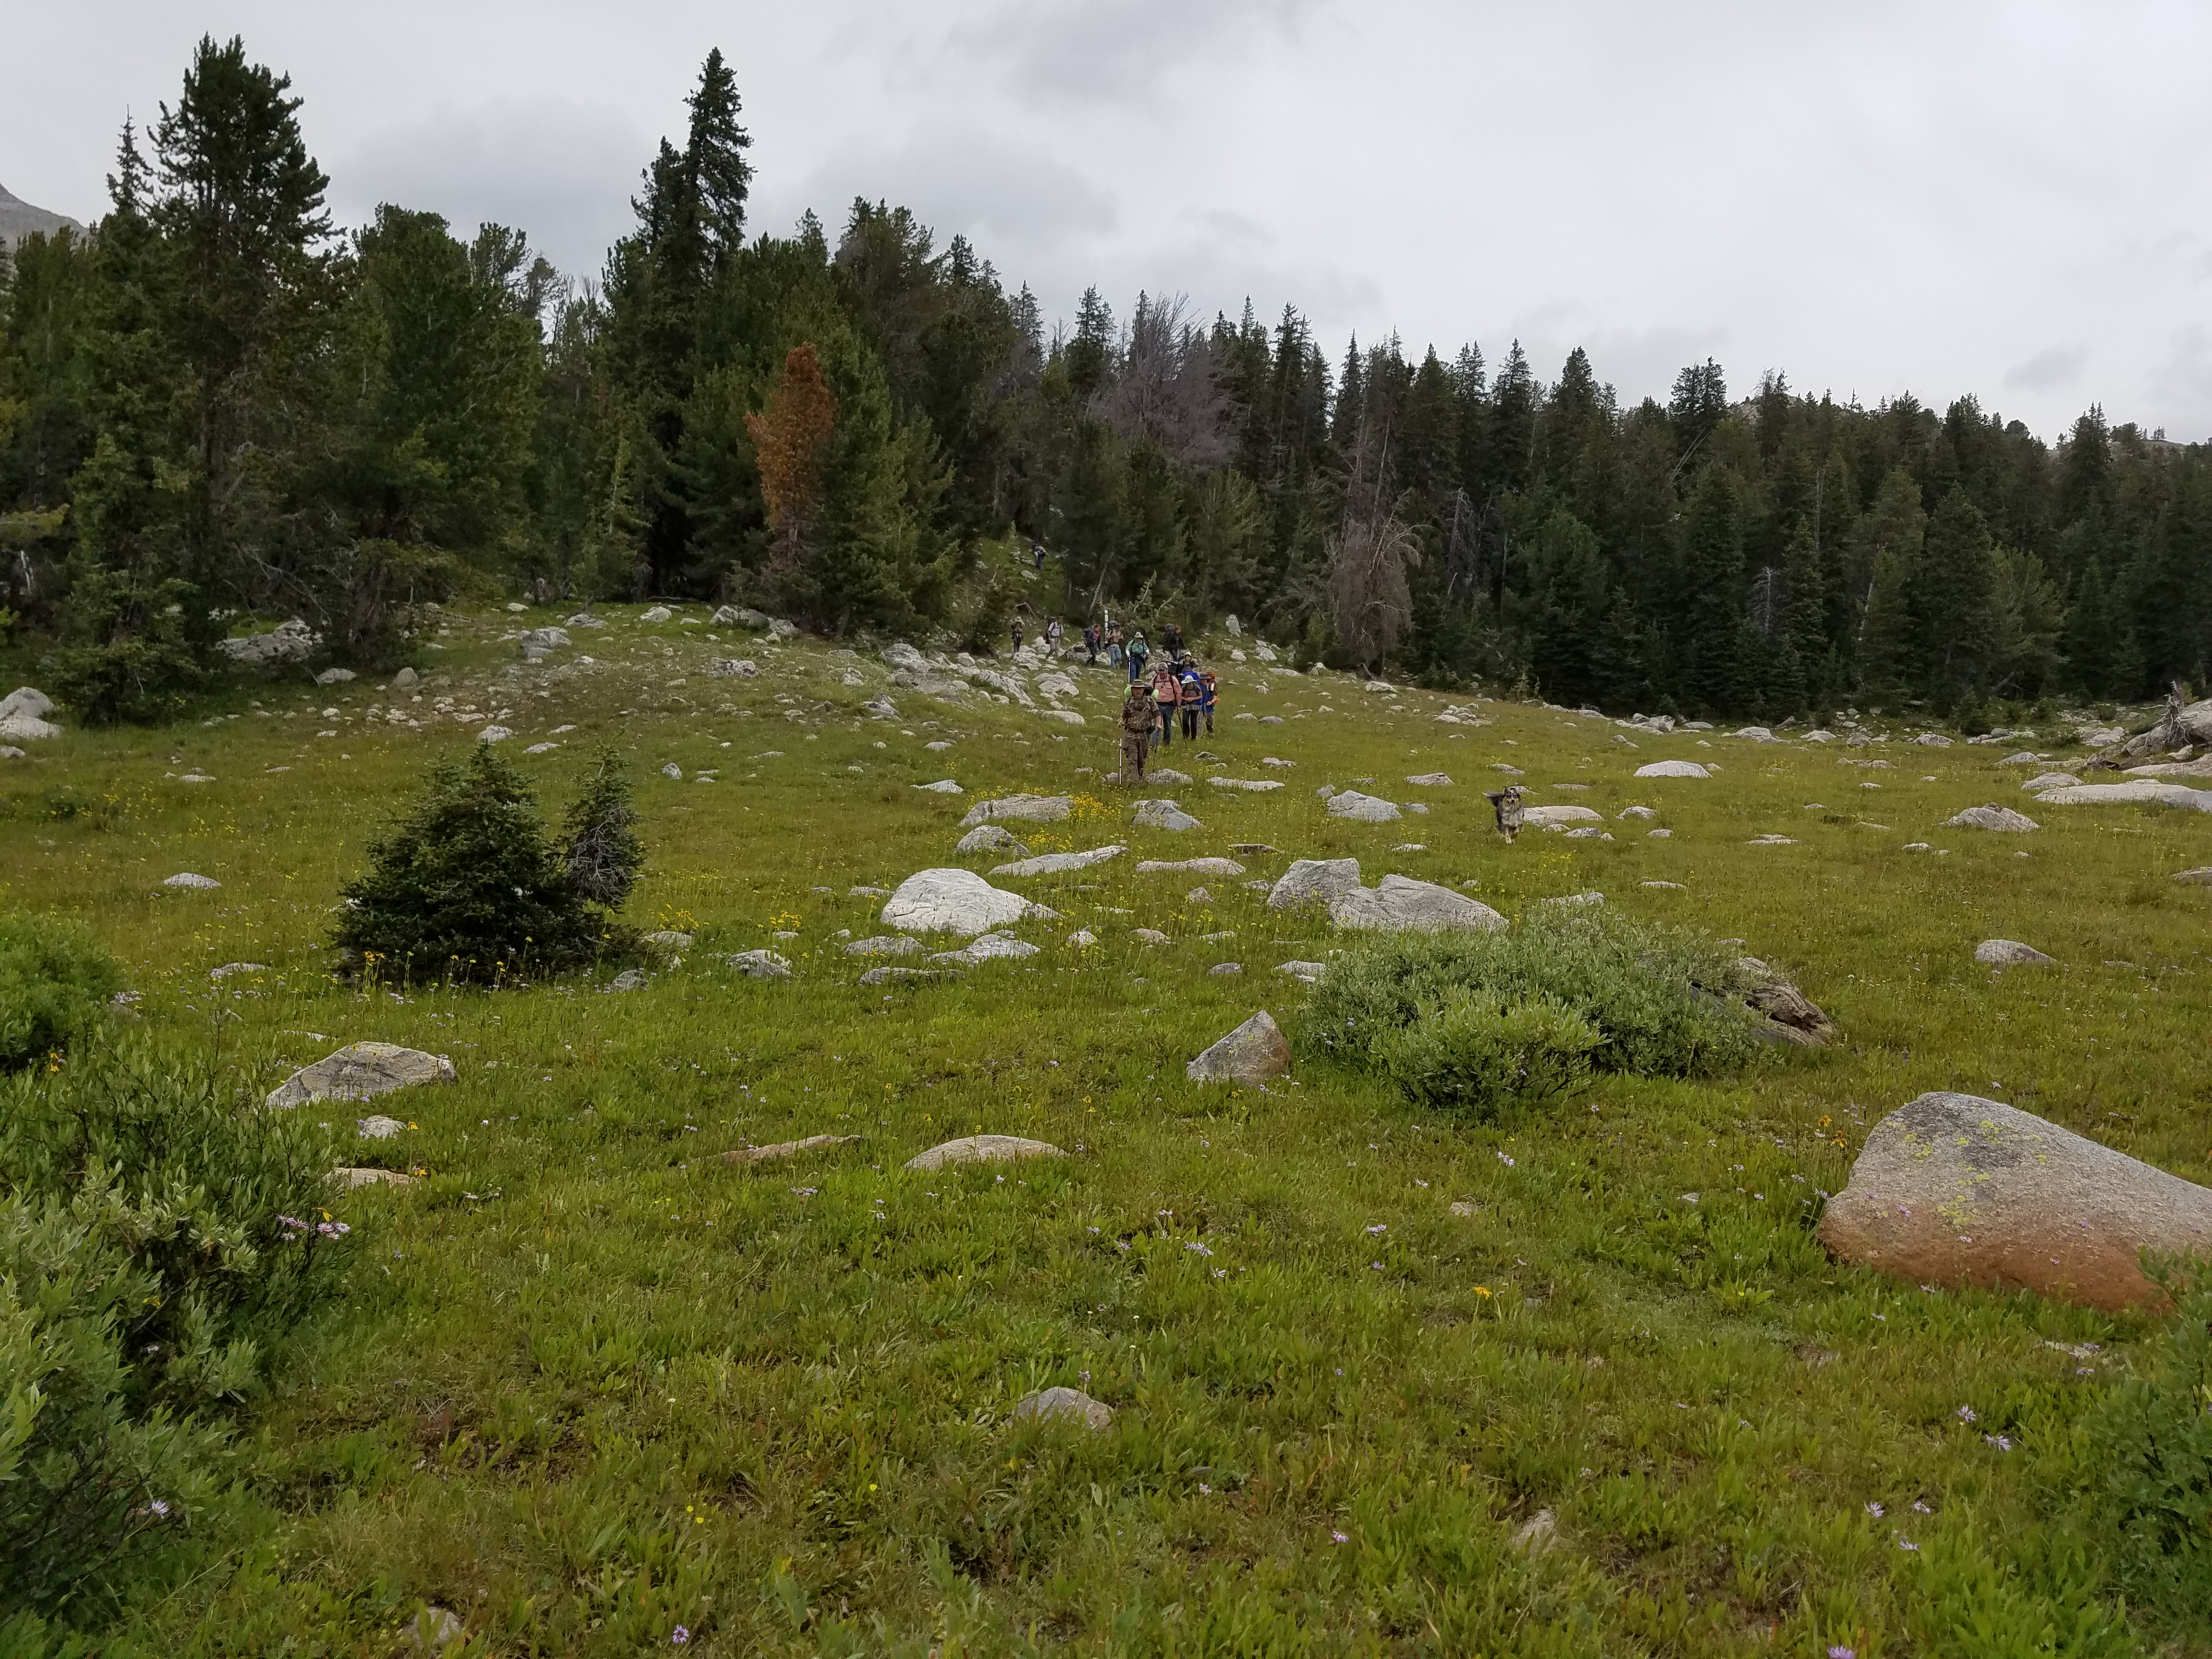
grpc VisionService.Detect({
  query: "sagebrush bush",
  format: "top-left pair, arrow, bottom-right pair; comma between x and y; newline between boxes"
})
0,1037 -> 348,1610
332,744 -> 640,983
0,916 -> 122,1070
1308,908 -> 1764,1118
2084,1257 -> 2212,1625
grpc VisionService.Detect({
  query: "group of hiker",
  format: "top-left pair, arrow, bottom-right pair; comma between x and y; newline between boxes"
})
1118,661 -> 1216,779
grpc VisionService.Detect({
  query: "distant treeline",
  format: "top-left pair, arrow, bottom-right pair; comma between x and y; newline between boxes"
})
2,37 -> 2207,724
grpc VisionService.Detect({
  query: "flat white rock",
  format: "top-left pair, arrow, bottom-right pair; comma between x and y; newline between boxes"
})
2034,781 -> 2212,812
267,1042 -> 455,1109
913,779 -> 964,794
930,932 -> 1041,964
1946,804 -> 2040,831
1326,791 -> 1401,821
1131,799 -> 1203,831
1634,760 -> 1709,778
1133,857 -> 1245,875
958,793 -> 1071,825
906,1134 -> 1065,1171
881,867 -> 1057,935
991,845 -> 1125,877
1331,874 -> 1508,933
1976,939 -> 2057,967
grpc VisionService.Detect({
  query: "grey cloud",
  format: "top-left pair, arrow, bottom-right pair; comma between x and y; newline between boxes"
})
775,128 -> 1119,261
334,99 -> 648,280
945,0 -> 1316,106
2005,344 -> 2087,393
2148,326 -> 2212,442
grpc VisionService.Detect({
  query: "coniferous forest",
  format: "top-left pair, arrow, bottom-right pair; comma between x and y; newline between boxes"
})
3,38 -> 2209,726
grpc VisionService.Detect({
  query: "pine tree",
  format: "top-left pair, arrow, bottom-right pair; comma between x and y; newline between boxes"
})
1780,521 -> 1828,707
1910,486 -> 1998,708
603,49 -> 754,589
1668,359 -> 1728,460
1677,465 -> 1746,711
1066,287 -> 1114,402
146,34 -> 334,620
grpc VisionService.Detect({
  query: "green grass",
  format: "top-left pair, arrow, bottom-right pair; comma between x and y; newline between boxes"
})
3,605 -> 2209,1655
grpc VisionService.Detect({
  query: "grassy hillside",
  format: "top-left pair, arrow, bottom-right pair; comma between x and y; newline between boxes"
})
3,603 -> 2208,1656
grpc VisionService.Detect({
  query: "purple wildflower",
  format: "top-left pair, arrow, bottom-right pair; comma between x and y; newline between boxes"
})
672,1626 -> 690,1645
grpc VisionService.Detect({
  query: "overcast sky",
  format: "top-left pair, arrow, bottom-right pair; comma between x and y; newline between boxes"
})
7,1 -> 2210,441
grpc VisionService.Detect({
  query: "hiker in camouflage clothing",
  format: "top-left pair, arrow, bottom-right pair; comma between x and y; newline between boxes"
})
1119,682 -> 1157,782
1483,785 -> 1527,843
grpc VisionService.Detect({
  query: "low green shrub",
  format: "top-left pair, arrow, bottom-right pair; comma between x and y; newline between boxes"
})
0,1037 -> 348,1611
1308,907 -> 1764,1118
1372,992 -> 1602,1111
2083,1257 -> 2212,1626
0,916 -> 122,1070
332,744 -> 641,984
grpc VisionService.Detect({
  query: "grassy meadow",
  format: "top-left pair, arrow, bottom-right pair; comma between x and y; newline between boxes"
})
3,599 -> 2209,1656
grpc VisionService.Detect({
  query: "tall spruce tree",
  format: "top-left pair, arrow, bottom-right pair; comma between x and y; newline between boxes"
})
603,49 -> 754,590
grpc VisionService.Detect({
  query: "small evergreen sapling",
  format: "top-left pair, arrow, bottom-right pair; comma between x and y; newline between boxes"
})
332,746 -> 642,983
562,750 -> 644,907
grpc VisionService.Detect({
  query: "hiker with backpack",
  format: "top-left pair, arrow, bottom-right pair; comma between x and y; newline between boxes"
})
1177,663 -> 1204,741
1119,682 -> 1156,781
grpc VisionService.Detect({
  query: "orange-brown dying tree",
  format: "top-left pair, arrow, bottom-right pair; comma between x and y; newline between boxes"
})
744,345 -> 838,552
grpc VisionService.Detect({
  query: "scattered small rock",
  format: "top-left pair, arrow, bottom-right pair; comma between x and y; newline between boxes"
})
1131,798 -> 1203,831
1325,790 -> 1401,821
905,1134 -> 1066,1172
1976,939 -> 2056,967
1946,804 -> 2039,832
1276,960 -> 1327,982
991,845 -> 1125,877
1511,1509 -> 1558,1555
724,1133 -> 859,1166
1634,760 -> 1709,778
929,932 -> 1041,966
357,1114 -> 406,1139
955,823 -> 1027,854
859,966 -> 957,986
959,793 -> 1073,826
163,872 -> 221,889
1011,1386 -> 1113,1432
845,935 -> 922,957
331,1166 -> 414,1192
1187,1011 -> 1291,1084
725,949 -> 793,979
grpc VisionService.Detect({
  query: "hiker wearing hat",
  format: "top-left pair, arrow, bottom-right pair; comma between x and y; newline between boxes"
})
1119,682 -> 1156,781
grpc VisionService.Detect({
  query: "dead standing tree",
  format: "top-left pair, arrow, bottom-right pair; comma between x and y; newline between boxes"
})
1325,409 -> 1421,675
1087,292 -> 1235,470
